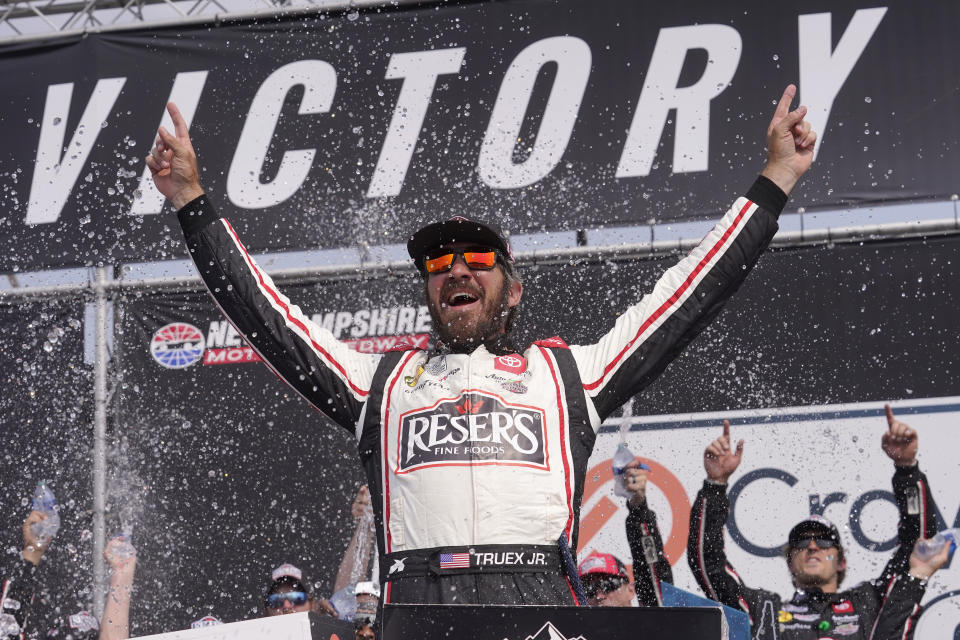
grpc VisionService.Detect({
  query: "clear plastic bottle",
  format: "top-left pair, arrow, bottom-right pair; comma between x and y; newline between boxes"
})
30,481 -> 60,544
109,531 -> 136,559
329,585 -> 357,620
612,442 -> 635,498
914,528 -> 959,560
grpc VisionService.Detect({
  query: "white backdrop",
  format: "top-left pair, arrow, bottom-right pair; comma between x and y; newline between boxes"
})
580,397 -> 960,638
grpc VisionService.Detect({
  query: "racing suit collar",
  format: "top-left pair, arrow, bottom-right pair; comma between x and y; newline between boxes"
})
434,334 -> 518,357
792,587 -> 827,606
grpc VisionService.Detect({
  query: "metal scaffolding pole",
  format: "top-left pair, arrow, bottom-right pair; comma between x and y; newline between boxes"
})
92,265 -> 109,619
0,217 -> 959,301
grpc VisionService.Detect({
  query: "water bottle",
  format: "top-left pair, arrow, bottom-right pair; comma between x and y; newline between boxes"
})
329,585 -> 357,620
914,528 -> 959,560
109,532 -> 136,559
612,442 -> 635,497
30,481 -> 61,544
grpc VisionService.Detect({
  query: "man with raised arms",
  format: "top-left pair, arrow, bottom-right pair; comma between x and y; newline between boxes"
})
687,407 -> 951,639
148,85 -> 815,606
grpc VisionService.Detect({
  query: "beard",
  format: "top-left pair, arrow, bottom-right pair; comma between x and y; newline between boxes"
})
428,277 -> 513,353
792,571 -> 830,589
790,556 -> 837,590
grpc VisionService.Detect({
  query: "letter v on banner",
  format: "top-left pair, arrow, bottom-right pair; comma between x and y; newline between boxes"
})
26,78 -> 126,225
798,8 -> 887,161
130,71 -> 209,216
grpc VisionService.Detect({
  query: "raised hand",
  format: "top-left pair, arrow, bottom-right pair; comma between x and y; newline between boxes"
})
760,84 -> 817,196
703,420 -> 744,484
352,484 -> 373,522
21,510 -> 49,565
145,102 -> 205,209
909,536 -> 952,580
881,404 -> 918,467
624,457 -> 650,508
103,535 -> 137,574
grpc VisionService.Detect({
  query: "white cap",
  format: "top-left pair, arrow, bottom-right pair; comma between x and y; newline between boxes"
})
271,563 -> 303,582
354,581 -> 381,598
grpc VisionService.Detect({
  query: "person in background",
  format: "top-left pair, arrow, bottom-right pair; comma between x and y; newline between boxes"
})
328,485 -> 377,620
687,406 -> 951,639
98,536 -> 137,640
579,457 -> 672,608
354,619 -> 375,640
331,486 -> 376,597
577,552 -> 636,607
1,509 -> 100,640
622,458 -> 672,606
352,581 -> 379,640
353,580 -> 379,621
263,563 -> 334,617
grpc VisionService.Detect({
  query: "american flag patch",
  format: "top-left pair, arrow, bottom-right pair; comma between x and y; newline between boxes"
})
439,552 -> 471,569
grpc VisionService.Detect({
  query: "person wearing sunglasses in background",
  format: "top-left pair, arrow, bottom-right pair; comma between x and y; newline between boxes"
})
263,564 -> 335,618
578,457 -> 672,608
687,407 -> 952,640
578,552 -> 638,607
149,84 -> 815,606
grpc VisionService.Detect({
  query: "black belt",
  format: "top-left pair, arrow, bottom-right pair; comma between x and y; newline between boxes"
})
380,544 -> 563,582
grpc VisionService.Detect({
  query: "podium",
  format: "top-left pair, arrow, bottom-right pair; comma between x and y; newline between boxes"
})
130,605 -> 730,640
382,604 -> 727,639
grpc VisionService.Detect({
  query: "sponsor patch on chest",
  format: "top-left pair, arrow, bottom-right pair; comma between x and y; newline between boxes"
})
494,354 -> 527,375
834,621 -> 860,636
397,391 -> 547,472
832,600 -> 854,614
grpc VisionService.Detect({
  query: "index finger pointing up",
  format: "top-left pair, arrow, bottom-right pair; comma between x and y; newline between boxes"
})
774,84 -> 797,122
722,419 -> 731,439
884,403 -> 895,430
167,102 -> 189,139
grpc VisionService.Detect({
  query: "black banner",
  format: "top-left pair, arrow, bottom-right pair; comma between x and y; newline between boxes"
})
1,0 -> 959,271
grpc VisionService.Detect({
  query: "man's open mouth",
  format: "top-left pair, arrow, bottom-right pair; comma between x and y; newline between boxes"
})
446,291 -> 480,307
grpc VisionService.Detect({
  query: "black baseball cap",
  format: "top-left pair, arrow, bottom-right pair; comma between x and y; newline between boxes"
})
788,515 -> 842,548
407,216 -> 514,274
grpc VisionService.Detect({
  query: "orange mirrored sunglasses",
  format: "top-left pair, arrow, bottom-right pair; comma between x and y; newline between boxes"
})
424,248 -> 498,274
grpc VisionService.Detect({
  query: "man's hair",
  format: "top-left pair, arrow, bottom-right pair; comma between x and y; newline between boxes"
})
501,263 -> 522,335
782,542 -> 846,587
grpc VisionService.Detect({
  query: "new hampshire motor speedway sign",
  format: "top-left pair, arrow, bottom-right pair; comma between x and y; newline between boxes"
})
1,0 -> 959,273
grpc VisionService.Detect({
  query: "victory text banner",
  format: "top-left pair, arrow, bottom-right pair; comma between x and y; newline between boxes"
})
1,0 -> 959,272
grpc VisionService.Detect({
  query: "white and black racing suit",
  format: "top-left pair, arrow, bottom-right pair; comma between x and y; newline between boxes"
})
176,175 -> 787,605
687,463 -> 938,639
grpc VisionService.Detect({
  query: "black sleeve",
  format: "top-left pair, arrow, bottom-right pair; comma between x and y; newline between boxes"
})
874,463 -> 938,587
863,574 -> 926,640
175,195 -> 380,433
624,499 -> 673,607
686,481 -> 751,612
1,559 -> 40,639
